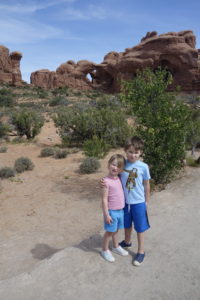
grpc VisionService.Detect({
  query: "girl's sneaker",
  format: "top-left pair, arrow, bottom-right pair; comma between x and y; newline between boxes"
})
133,252 -> 145,266
101,250 -> 115,262
112,246 -> 128,256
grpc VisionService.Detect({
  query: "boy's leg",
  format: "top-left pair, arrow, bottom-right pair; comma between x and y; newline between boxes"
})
102,231 -> 113,251
137,231 -> 145,254
124,227 -> 132,244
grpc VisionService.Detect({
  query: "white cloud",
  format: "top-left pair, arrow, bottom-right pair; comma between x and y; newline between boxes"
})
0,0 -> 75,14
62,5 -> 123,21
0,17 -> 64,44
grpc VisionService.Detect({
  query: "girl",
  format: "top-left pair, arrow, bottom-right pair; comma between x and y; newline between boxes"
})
101,154 -> 128,262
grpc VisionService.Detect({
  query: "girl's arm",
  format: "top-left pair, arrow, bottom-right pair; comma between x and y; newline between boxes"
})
143,179 -> 150,206
102,187 -> 112,224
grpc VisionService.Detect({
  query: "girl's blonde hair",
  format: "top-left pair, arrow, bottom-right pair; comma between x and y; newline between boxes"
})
108,154 -> 125,169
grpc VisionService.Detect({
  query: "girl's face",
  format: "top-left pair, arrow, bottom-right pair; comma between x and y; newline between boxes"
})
108,159 -> 122,177
125,146 -> 142,163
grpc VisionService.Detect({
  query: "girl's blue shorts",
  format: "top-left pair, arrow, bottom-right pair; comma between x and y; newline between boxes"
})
124,202 -> 150,233
104,209 -> 124,232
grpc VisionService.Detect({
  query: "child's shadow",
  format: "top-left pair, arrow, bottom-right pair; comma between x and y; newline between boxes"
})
74,234 -> 136,258
73,234 -> 102,254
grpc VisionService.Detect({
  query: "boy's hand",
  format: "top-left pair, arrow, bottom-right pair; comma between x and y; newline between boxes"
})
100,178 -> 107,188
105,215 -> 112,224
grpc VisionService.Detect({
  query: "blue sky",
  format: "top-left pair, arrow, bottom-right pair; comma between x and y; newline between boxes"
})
1,0 -> 200,83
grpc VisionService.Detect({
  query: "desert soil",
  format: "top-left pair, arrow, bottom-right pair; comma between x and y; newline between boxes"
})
0,120 -> 200,300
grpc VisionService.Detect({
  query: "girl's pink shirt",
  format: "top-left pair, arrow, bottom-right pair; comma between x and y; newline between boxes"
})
104,176 -> 125,210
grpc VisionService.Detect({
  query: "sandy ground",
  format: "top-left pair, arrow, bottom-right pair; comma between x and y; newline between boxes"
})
0,121 -> 200,299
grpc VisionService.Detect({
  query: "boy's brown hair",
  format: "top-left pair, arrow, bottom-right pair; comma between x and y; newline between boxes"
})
124,136 -> 144,151
108,154 -> 125,170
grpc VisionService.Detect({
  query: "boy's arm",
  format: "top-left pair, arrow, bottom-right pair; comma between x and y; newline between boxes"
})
102,187 -> 112,224
143,179 -> 150,206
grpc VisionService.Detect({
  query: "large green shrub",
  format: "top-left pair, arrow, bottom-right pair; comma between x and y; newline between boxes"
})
54,105 -> 132,147
0,88 -> 16,107
121,68 -> 190,184
11,109 -> 44,139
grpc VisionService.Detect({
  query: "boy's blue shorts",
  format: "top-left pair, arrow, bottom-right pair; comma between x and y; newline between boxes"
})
124,202 -> 150,233
104,209 -> 124,232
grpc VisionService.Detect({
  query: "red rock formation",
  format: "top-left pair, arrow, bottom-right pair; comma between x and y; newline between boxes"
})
0,46 -> 22,85
30,60 -> 96,91
31,30 -> 200,93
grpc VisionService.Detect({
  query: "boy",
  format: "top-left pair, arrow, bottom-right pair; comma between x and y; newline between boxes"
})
119,136 -> 151,266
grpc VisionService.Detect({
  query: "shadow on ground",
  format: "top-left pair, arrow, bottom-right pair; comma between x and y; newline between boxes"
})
73,234 -> 102,254
31,243 -> 63,260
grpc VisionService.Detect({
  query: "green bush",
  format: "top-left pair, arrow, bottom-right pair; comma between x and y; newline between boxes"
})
49,96 -> 69,107
54,149 -> 69,159
79,157 -> 101,174
186,109 -> 200,155
121,68 -> 190,184
12,136 -> 26,144
11,109 -> 44,139
54,105 -> 132,147
40,147 -> 55,157
14,157 -> 34,173
83,135 -> 110,158
0,167 -> 15,178
0,88 -> 16,107
52,86 -> 69,96
0,122 -> 10,138
0,146 -> 7,153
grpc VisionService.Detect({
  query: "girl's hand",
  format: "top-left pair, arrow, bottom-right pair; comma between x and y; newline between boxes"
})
105,215 -> 112,224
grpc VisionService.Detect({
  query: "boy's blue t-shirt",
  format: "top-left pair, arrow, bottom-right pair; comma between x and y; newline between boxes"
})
120,159 -> 151,204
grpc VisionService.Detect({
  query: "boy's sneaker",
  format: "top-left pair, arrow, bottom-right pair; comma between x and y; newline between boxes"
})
119,240 -> 132,248
133,252 -> 145,266
101,250 -> 115,262
112,246 -> 128,256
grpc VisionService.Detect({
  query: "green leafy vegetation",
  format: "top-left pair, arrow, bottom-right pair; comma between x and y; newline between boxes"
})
121,68 -> 191,184
54,105 -> 133,149
0,88 -> 16,107
11,109 -> 44,139
83,135 -> 110,158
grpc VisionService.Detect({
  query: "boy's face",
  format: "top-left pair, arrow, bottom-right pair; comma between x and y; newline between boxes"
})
125,146 -> 142,163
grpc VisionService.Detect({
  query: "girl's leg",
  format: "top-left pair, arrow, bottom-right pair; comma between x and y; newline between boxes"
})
112,230 -> 119,248
137,232 -> 145,254
102,231 -> 113,251
124,226 -> 132,244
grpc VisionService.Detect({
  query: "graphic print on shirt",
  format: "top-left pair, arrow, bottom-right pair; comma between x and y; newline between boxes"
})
124,168 -> 138,191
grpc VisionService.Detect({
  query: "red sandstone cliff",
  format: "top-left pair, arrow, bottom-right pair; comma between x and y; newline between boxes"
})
0,46 -> 22,85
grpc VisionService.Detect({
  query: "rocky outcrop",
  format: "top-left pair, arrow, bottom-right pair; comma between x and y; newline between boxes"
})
0,46 -> 22,85
30,60 -> 96,91
31,30 -> 200,93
